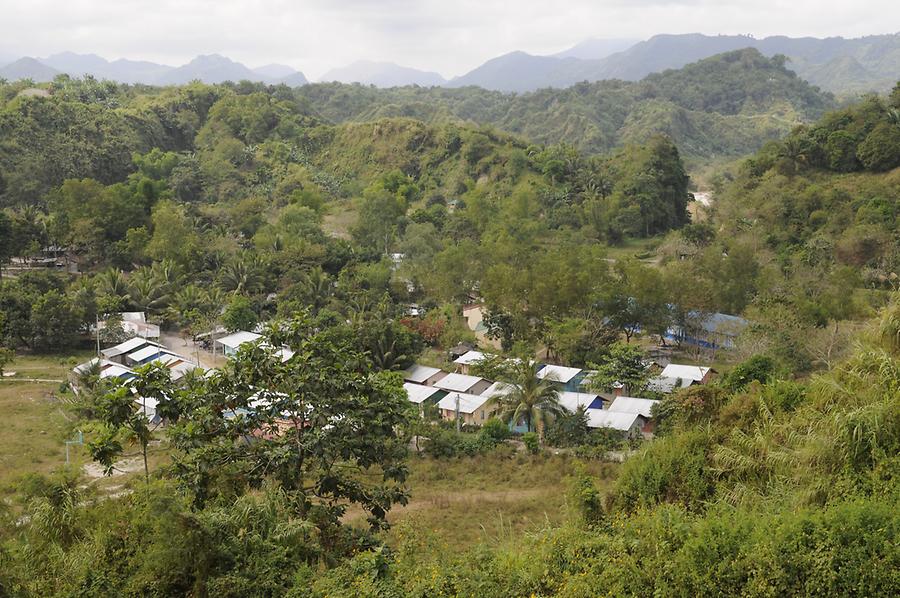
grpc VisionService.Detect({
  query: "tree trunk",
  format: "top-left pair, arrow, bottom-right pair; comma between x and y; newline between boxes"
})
142,442 -> 149,485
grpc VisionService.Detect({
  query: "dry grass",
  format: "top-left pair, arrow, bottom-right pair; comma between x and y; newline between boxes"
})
351,452 -> 618,549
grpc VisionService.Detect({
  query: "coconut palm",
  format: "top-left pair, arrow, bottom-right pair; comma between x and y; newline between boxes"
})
128,267 -> 172,313
493,359 -> 566,435
95,268 -> 130,301
219,254 -> 266,295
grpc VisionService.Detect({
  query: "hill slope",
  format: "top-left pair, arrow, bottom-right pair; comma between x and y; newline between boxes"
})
453,33 -> 900,95
299,49 -> 835,161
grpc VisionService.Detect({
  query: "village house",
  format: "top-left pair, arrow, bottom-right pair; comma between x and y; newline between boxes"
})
402,382 -> 447,407
452,350 -> 489,375
666,312 -> 748,350
556,391 -> 604,413
100,337 -> 163,366
433,372 -> 492,395
436,391 -> 498,426
402,364 -> 449,387
608,396 -> 660,433
585,409 -> 645,437
214,330 -> 263,357
660,363 -> 715,385
536,364 -> 588,392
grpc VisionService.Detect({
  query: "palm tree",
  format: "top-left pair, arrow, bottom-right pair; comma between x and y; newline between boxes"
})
219,255 -> 265,295
300,267 -> 333,314
128,267 -> 171,313
493,360 -> 566,436
96,268 -> 129,299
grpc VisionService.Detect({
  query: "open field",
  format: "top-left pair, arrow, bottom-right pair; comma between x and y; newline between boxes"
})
351,453 -> 618,549
0,375 -> 81,494
0,353 -> 171,499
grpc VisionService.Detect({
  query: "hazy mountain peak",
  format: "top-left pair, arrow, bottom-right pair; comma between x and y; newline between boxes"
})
320,60 -> 445,87
0,56 -> 61,82
553,38 -> 639,60
254,63 -> 298,79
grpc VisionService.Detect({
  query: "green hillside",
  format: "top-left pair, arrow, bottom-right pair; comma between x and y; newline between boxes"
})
296,49 -> 834,162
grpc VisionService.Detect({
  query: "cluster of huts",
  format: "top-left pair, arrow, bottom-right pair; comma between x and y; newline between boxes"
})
402,350 -> 716,437
73,319 -> 716,439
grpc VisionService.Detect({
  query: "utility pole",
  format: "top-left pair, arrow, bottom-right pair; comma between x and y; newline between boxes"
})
95,314 -> 101,357
455,393 -> 461,433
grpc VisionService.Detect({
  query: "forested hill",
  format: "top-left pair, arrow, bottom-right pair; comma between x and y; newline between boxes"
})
296,49 -> 834,160
714,82 -> 900,289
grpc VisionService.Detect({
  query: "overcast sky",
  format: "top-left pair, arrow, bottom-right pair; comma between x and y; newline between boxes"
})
0,0 -> 897,79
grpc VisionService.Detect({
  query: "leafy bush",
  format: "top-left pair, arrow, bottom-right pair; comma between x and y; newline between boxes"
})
480,417 -> 510,442
613,429 -> 716,511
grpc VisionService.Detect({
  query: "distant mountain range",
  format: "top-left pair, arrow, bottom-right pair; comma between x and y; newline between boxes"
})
0,52 -> 309,86
1,33 -> 897,94
447,33 -> 900,94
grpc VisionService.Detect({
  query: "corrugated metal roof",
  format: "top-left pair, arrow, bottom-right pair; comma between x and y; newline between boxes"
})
660,364 -> 710,381
536,364 -> 583,383
608,396 -> 659,418
437,392 -> 493,414
403,364 -> 444,384
585,410 -> 642,431
217,331 -> 263,349
557,391 -> 600,413
434,373 -> 486,392
403,382 -> 443,404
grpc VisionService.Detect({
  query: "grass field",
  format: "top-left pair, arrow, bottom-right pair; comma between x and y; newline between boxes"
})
0,380 -> 77,493
2,351 -> 619,551
0,352 -> 171,499
350,453 -> 618,549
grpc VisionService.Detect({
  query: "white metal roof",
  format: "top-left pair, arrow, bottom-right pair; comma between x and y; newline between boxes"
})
433,373 -> 486,392
452,350 -> 489,366
660,364 -> 711,382
437,391 -> 493,414
217,331 -> 263,349
480,380 -> 518,398
127,345 -> 169,363
402,364 -> 444,384
585,410 -> 643,431
403,382 -> 443,404
557,391 -> 600,413
608,396 -> 659,419
536,364 -> 583,383
101,336 -> 159,358
646,376 -> 687,393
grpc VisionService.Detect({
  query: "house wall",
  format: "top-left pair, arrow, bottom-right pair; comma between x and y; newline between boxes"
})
440,401 -> 497,426
424,371 -> 448,386
466,379 -> 492,395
